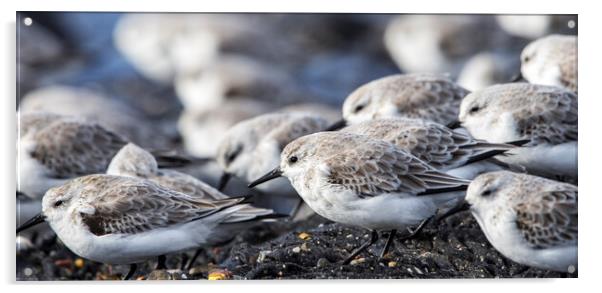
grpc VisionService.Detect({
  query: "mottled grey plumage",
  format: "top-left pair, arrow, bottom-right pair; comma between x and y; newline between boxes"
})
282,132 -> 470,199
459,83 -> 577,146
48,175 -> 245,236
521,34 -> 577,92
341,118 -> 518,171
31,117 -> 127,178
342,73 -> 470,126
217,112 -> 330,185
107,143 -> 275,222
38,174 -> 264,265
515,189 -> 577,249
466,171 -> 577,272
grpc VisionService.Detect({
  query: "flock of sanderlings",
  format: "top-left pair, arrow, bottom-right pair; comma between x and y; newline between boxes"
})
17,14 -> 577,280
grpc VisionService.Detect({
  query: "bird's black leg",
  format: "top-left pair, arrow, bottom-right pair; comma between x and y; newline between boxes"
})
180,253 -> 189,271
379,229 -> 397,259
400,216 -> 432,241
343,230 -> 379,265
156,255 -> 167,270
186,248 -> 203,271
123,264 -> 137,280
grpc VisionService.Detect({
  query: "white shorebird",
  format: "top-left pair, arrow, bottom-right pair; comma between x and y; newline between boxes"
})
248,131 -> 470,264
19,85 -> 177,149
16,174 -> 274,279
216,111 -> 330,217
17,112 -> 198,200
328,73 -> 470,130
175,54 -> 306,114
107,142 -> 275,218
518,34 -> 577,92
457,51 -> 520,91
107,142 -> 280,270
495,15 -> 577,40
442,171 -> 577,272
456,83 -> 577,182
178,98 -> 276,158
384,15 -> 509,77
114,14 -> 303,84
341,118 -> 527,179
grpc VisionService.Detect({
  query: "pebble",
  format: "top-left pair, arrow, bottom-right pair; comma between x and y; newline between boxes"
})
147,270 -> 171,280
188,266 -> 207,276
387,261 -> 397,268
298,232 -> 311,240
414,266 -> 424,275
568,265 -> 576,274
292,247 -> 301,253
349,258 -> 365,265
74,258 -> 85,269
257,250 -> 272,263
208,269 -> 232,280
301,243 -> 310,252
317,258 -> 330,268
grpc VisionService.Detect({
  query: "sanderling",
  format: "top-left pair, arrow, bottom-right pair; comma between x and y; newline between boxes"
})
16,174 -> 270,279
19,85 -> 177,149
456,83 -> 577,181
329,73 -> 469,129
216,111 -> 330,216
341,118 -> 527,179
444,171 -> 577,272
248,131 -> 470,263
457,51 -> 520,91
107,142 -> 280,269
18,112 -> 196,199
114,14 -> 305,84
175,54 -> 306,114
518,34 -> 577,92
114,13 -> 219,83
178,98 -> 276,157
107,142 -> 275,221
496,15 -> 577,39
384,15 -> 509,76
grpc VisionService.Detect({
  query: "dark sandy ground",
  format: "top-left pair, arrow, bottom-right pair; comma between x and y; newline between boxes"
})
16,210 -> 577,280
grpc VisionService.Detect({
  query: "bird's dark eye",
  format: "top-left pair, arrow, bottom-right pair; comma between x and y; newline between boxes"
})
54,200 -> 64,207
354,105 -> 365,113
481,189 -> 492,197
225,144 -> 243,165
469,105 -> 480,114
523,55 -> 531,63
289,156 -> 298,164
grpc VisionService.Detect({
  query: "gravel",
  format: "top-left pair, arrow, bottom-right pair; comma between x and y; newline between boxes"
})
16,211 -> 577,280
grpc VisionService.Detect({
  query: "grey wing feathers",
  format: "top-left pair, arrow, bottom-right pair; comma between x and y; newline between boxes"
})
32,120 -> 127,178
515,90 -> 577,145
269,115 -> 328,150
392,77 -> 469,125
406,123 -> 516,169
151,171 -> 276,223
515,189 -> 578,249
221,205 -> 278,223
81,181 -> 246,236
326,143 -> 470,197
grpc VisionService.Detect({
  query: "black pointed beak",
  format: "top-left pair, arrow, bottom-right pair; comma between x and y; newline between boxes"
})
218,172 -> 232,191
325,119 -> 347,131
446,120 -> 462,129
17,213 -> 46,233
248,168 -> 283,188
436,201 -> 471,224
510,72 -> 524,82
